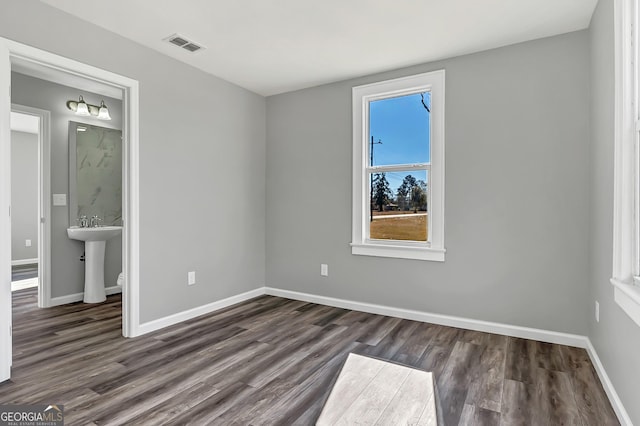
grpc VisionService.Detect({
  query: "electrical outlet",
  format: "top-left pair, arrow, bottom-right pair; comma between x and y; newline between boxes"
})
25,239 -> 31,247
595,301 -> 600,323
321,264 -> 328,277
188,271 -> 196,285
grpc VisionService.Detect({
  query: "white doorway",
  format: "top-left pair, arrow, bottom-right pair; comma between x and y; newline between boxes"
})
10,107 -> 51,306
0,38 -> 141,382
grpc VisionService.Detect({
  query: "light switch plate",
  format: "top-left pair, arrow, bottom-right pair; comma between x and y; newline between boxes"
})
52,194 -> 67,206
321,264 -> 328,277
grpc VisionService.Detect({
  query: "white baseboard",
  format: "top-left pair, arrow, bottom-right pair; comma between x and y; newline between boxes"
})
133,285 -> 587,347
264,287 -> 588,348
49,285 -> 122,306
106,285 -> 122,296
11,278 -> 38,291
585,340 -> 633,426
136,287 -> 265,336
11,258 -> 38,266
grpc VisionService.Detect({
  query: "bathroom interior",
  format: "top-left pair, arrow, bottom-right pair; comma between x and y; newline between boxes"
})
10,68 -> 123,311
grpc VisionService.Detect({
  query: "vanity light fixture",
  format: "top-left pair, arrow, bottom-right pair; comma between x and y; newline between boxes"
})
66,95 -> 112,120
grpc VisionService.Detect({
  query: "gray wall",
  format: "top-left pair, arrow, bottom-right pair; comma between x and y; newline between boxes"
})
589,0 -> 640,423
266,31 -> 591,335
1,0 -> 266,321
1,0 -> 637,421
10,130 -> 38,262
11,73 -> 123,297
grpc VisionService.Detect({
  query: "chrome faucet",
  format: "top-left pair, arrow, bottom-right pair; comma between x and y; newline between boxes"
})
77,215 -> 89,228
90,215 -> 102,228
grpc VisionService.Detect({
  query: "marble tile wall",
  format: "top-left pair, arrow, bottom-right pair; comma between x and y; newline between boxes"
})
75,124 -> 122,226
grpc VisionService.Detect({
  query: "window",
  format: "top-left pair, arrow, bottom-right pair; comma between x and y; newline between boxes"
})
612,0 -> 640,326
351,70 -> 445,261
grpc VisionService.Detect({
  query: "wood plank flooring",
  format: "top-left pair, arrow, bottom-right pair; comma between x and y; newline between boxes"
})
1,288 -> 619,425
317,353 -> 439,425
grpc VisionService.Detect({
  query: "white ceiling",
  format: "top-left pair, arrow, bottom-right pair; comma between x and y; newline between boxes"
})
40,0 -> 598,96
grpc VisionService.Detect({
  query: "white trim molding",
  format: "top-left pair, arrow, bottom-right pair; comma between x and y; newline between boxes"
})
49,285 -> 122,307
0,38 -> 141,339
350,243 -> 445,262
11,278 -> 37,292
264,287 -> 586,347
612,0 -> 640,327
0,37 -> 141,383
11,104 -> 52,309
585,340 -> 634,426
11,258 -> 38,266
0,40 -> 11,381
611,278 -> 640,326
351,70 -> 445,261
136,287 -> 265,336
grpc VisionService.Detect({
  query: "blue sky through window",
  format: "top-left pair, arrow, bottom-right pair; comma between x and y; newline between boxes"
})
369,92 -> 430,194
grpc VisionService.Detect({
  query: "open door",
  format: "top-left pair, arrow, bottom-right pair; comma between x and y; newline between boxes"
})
0,40 -> 12,381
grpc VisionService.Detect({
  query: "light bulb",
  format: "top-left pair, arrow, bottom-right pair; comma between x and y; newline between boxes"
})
76,96 -> 90,116
97,100 -> 111,120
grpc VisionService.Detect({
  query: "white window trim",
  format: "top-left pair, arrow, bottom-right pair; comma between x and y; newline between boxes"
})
351,70 -> 445,262
611,0 -> 640,327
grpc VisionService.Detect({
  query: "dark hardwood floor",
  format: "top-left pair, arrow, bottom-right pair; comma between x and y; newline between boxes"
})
1,288 -> 619,425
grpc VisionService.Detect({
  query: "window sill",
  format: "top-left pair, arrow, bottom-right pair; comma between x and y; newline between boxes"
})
350,242 -> 445,261
610,278 -> 640,327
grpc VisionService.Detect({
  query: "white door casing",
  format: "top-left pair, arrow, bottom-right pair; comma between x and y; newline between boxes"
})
0,40 -> 12,382
11,105 -> 51,308
0,38 -> 141,382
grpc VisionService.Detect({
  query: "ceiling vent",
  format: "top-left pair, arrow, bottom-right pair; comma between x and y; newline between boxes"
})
164,33 -> 205,53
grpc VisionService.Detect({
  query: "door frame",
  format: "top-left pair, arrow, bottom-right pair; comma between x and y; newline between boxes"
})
0,38 -> 141,382
10,105 -> 51,308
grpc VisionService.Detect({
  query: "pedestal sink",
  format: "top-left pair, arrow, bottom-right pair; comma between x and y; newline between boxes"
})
67,226 -> 122,303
